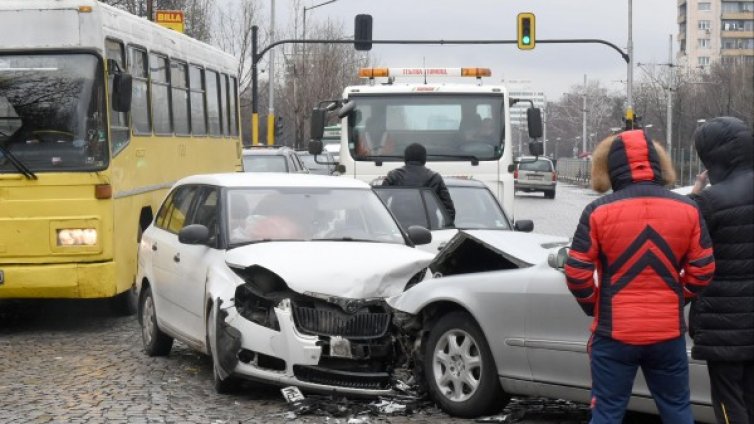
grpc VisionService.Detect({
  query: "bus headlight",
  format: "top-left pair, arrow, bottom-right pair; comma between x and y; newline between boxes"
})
57,228 -> 98,246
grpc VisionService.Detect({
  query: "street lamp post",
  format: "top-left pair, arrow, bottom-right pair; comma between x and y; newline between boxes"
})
267,0 -> 276,145
302,0 -> 339,78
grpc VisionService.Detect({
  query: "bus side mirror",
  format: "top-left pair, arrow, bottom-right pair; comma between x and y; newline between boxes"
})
310,108 -> 326,140
112,73 -> 132,113
527,107 -> 543,139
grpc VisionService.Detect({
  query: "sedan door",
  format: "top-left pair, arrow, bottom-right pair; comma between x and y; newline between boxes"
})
174,186 -> 221,345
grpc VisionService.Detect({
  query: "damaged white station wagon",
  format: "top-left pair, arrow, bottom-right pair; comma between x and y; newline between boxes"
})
136,173 -> 434,394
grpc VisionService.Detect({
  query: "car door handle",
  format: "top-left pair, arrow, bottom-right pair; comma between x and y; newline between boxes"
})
152,244 -> 158,251
173,253 -> 180,263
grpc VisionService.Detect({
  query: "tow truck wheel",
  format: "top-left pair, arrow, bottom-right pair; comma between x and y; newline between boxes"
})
423,311 -> 508,418
207,304 -> 240,394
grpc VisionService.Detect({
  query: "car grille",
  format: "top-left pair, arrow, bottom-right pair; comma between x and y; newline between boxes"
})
293,365 -> 390,390
292,305 -> 390,339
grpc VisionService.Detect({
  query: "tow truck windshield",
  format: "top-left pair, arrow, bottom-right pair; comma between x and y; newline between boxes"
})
347,94 -> 504,162
0,54 -> 108,173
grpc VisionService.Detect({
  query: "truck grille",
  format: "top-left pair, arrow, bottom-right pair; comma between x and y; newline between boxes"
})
292,305 -> 390,339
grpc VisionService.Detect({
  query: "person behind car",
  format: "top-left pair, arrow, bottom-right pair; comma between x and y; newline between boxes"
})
565,129 -> 715,424
381,143 -> 455,223
688,117 -> 754,424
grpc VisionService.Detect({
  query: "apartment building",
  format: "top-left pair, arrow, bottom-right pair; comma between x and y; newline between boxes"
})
678,0 -> 754,67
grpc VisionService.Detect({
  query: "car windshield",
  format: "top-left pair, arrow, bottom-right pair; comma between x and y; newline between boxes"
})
347,94 -> 504,162
242,155 -> 288,172
227,187 -> 405,245
373,187 -> 451,231
0,54 -> 108,173
519,159 -> 552,172
448,186 -> 511,230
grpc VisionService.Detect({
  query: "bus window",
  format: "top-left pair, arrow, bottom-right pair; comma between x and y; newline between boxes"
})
163,185 -> 198,234
229,77 -> 238,136
189,65 -> 206,135
219,73 -> 229,136
129,47 -> 151,134
149,53 -> 171,135
206,70 -> 221,136
171,61 -> 190,135
106,39 -> 129,153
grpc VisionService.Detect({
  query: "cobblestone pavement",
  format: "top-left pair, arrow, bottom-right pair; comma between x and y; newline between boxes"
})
0,184 -> 664,424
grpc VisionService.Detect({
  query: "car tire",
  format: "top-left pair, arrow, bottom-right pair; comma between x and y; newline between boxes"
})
207,304 -> 241,394
545,190 -> 556,199
140,286 -> 173,356
423,310 -> 508,418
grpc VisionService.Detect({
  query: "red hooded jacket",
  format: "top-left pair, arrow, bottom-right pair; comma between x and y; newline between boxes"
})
565,130 -> 715,345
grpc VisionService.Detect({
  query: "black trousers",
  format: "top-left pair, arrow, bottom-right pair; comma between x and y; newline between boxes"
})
707,361 -> 754,424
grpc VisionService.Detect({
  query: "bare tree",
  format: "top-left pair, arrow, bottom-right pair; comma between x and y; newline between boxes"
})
98,0 -> 214,42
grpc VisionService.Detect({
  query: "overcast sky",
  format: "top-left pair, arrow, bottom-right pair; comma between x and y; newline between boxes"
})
270,0 -> 677,101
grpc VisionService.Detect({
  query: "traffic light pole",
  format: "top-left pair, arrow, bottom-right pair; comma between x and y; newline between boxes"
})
248,28 -> 630,144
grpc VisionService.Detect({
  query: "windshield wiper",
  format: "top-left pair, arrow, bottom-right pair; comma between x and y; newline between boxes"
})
312,237 -> 380,243
0,143 -> 37,180
426,154 -> 479,165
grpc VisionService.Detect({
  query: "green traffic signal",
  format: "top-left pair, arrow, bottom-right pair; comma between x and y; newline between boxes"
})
517,12 -> 536,50
523,35 -> 531,45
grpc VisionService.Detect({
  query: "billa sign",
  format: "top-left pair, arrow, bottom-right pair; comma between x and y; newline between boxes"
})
155,10 -> 184,33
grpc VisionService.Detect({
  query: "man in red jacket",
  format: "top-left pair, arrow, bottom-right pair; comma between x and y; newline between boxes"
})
565,130 -> 715,424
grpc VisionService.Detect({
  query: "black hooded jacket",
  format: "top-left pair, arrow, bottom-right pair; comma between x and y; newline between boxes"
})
689,117 -> 754,362
382,162 -> 456,221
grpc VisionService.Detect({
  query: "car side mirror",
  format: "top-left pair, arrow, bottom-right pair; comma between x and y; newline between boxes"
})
178,224 -> 210,245
310,108 -> 326,140
407,225 -> 432,246
112,72 -> 132,113
514,219 -> 534,232
548,246 -> 569,269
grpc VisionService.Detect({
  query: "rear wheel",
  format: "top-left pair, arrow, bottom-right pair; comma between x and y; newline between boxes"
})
423,311 -> 508,418
545,190 -> 556,199
207,304 -> 241,394
140,286 -> 173,356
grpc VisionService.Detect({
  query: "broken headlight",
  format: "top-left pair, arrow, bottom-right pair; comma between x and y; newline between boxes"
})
231,265 -> 294,331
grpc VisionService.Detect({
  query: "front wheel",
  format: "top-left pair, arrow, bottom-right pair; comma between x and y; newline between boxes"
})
140,286 -> 173,356
423,311 -> 508,418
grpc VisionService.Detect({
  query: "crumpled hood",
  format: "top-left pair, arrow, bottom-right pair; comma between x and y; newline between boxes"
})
693,117 -> 754,184
225,242 -> 434,298
454,230 -> 569,266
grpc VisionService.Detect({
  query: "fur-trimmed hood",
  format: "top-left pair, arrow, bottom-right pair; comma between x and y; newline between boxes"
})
591,130 -> 675,193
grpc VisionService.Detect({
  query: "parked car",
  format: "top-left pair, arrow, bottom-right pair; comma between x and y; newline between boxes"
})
136,173 -> 434,395
241,146 -> 308,173
387,231 -> 714,421
296,150 -> 338,175
515,156 -> 557,198
373,178 -> 532,253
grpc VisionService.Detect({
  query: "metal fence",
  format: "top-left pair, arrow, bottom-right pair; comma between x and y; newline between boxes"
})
556,158 -> 591,186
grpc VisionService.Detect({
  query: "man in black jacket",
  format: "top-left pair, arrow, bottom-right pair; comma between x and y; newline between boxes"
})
689,116 -> 754,424
382,143 -> 456,222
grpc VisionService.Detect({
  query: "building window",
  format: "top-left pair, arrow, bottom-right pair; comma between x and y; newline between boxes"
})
698,38 -> 711,48
698,2 -> 711,11
698,56 -> 710,66
698,20 -> 711,30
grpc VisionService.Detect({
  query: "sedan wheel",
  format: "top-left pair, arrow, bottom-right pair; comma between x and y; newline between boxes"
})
140,286 -> 173,356
424,311 -> 508,417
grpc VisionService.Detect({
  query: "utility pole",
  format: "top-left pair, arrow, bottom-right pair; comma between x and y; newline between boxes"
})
582,74 -> 587,154
626,0 -> 635,128
146,0 -> 153,21
666,34 -> 673,156
252,25 -> 259,145
267,0 -> 276,146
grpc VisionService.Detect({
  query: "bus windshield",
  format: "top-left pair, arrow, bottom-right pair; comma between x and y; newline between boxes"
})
0,54 -> 108,173
347,94 -> 504,162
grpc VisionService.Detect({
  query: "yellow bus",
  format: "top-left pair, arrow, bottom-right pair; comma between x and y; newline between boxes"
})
0,0 -> 242,313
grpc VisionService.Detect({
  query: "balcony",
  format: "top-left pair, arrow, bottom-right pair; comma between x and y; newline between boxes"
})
722,29 -> 754,38
721,11 -> 754,20
678,13 -> 687,24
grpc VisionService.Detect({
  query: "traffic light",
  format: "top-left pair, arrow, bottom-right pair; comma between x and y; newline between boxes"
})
354,14 -> 373,51
517,12 -> 536,50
